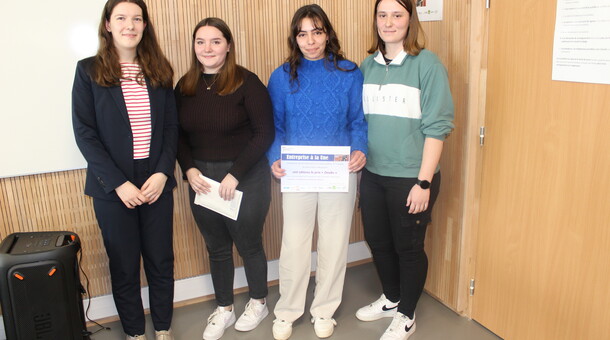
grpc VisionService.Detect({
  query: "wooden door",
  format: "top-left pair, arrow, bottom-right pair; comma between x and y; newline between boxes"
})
472,0 -> 610,339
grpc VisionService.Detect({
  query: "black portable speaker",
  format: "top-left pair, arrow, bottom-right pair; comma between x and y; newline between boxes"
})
0,231 -> 89,340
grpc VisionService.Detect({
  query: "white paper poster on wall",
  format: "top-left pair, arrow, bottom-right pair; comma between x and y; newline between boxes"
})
416,0 -> 443,22
552,0 -> 610,84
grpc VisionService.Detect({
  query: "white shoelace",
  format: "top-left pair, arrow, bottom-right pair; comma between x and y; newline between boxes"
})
242,301 -> 262,318
389,314 -> 408,331
208,308 -> 230,324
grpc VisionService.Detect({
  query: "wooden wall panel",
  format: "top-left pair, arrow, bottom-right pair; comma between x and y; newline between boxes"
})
418,0 -> 470,309
0,0 -> 470,314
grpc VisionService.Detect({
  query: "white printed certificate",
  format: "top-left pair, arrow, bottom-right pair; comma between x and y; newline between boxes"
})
280,145 -> 350,192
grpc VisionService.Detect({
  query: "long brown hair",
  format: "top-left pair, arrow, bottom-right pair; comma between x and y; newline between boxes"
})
286,4 -> 355,85
92,0 -> 173,88
179,17 -> 244,96
367,0 -> 425,56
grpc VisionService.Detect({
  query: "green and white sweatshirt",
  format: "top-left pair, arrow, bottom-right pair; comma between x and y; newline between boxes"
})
361,49 -> 454,178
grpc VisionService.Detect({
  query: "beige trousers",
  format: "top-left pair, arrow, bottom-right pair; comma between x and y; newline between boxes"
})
274,173 -> 357,322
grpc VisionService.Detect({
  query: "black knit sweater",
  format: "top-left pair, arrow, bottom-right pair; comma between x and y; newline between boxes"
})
175,69 -> 274,180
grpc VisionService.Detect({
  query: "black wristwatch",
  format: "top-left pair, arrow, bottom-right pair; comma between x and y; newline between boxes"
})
416,179 -> 431,189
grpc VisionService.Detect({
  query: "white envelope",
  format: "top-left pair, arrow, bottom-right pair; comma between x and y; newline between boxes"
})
193,174 -> 243,221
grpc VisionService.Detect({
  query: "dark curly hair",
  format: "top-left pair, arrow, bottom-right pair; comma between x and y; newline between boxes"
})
286,4 -> 356,86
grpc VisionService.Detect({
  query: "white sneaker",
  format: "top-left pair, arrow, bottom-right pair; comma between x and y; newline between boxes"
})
380,312 -> 416,340
272,319 -> 293,340
356,294 -> 399,321
235,299 -> 269,331
155,329 -> 173,340
203,306 -> 236,340
126,335 -> 147,340
311,317 -> 337,338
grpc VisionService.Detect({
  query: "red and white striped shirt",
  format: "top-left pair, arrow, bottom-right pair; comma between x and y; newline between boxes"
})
120,63 -> 151,160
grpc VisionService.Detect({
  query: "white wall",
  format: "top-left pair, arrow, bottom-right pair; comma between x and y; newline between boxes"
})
0,0 -> 107,178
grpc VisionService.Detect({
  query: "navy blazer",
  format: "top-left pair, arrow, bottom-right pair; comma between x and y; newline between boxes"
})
72,57 -> 178,201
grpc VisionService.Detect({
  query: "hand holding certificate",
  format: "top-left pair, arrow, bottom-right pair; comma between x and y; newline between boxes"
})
280,145 -> 350,192
193,174 -> 243,220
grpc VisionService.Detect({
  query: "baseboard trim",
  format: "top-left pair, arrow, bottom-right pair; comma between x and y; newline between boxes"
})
0,241 -> 370,339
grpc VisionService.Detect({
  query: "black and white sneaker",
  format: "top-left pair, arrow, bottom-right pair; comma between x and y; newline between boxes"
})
355,294 -> 399,321
380,312 -> 416,340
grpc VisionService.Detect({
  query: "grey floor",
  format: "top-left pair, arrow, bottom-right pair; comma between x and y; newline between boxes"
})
88,262 -> 501,340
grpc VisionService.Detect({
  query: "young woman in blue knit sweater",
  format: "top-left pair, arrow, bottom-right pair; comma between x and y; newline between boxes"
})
266,4 -> 368,340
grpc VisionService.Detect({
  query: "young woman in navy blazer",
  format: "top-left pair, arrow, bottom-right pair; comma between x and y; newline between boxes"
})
72,1 -> 177,339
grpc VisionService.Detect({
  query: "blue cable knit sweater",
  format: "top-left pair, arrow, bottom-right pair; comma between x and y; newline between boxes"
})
266,56 -> 368,165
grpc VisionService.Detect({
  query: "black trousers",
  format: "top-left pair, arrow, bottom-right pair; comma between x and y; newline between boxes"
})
359,168 -> 441,318
93,159 -> 174,336
189,158 -> 270,306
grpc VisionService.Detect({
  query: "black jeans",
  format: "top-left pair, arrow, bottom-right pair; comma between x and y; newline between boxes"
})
189,158 -> 270,306
359,168 -> 441,318
93,158 -> 174,336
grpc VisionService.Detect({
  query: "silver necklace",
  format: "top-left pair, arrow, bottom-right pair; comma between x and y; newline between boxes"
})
202,75 -> 218,90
